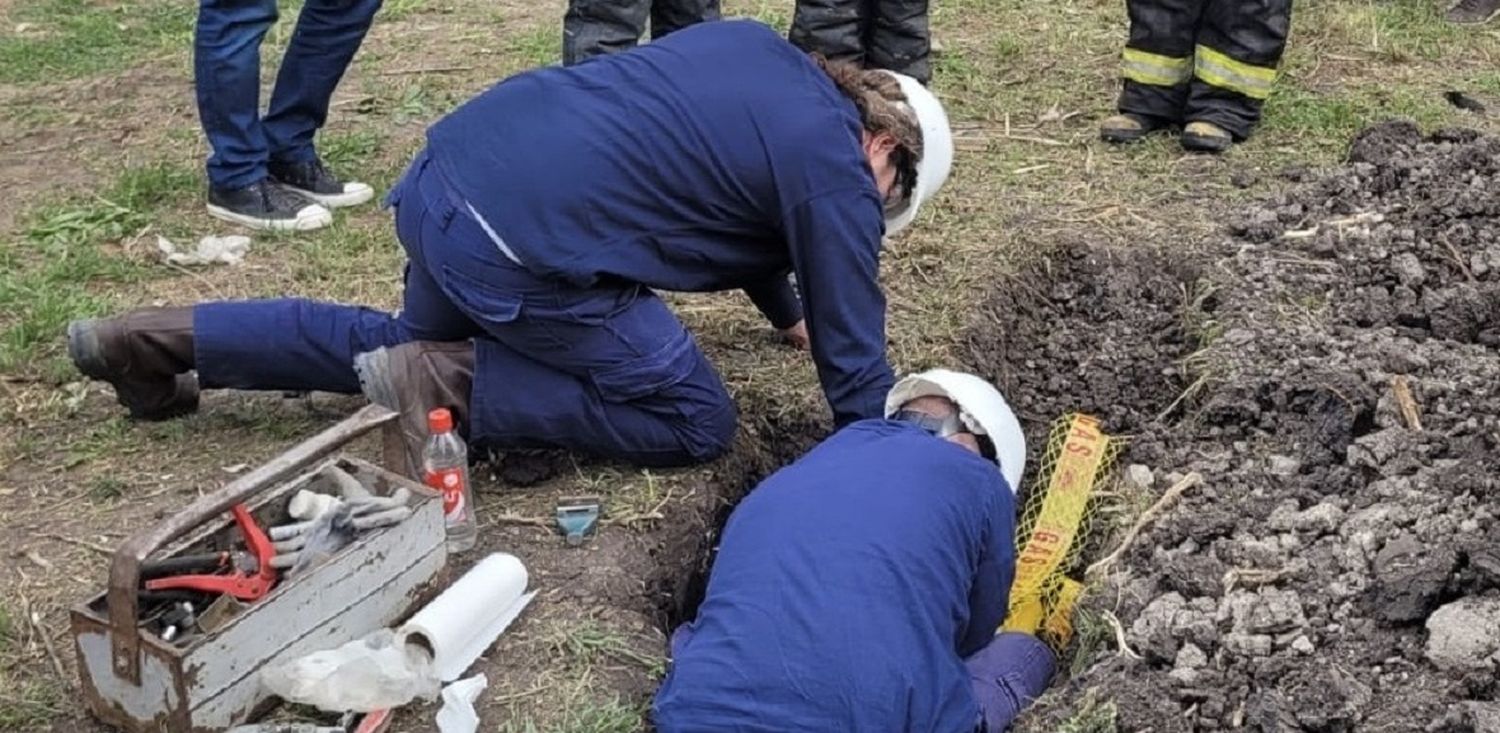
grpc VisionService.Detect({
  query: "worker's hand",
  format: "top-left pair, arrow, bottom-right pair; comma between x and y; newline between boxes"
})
778,320 -> 810,350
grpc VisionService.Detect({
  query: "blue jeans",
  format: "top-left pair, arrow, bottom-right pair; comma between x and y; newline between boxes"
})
194,0 -> 383,189
192,153 -> 737,466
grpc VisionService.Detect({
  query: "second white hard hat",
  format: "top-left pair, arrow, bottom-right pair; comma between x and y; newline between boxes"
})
884,369 -> 1026,494
880,72 -> 954,237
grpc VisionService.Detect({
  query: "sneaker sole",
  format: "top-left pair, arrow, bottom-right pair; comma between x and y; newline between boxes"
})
206,203 -> 334,232
285,183 -> 375,209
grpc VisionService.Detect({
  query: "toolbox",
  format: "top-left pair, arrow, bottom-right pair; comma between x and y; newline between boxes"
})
69,405 -> 448,733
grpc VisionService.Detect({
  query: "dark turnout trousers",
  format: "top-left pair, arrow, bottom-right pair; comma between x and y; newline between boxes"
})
789,0 -> 931,84
563,0 -> 720,65
1118,0 -> 1292,139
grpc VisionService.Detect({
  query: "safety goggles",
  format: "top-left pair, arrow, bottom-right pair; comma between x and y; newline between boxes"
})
893,408 -> 999,462
892,408 -> 965,438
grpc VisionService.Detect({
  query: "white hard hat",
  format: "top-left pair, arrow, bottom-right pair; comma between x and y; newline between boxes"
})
880,72 -> 954,236
885,369 -> 1026,494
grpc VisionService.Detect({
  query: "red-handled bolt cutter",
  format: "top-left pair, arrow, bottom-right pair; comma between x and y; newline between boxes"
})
143,504 -> 278,601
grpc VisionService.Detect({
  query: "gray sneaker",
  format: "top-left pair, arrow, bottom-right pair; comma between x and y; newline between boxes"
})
1447,0 -> 1500,24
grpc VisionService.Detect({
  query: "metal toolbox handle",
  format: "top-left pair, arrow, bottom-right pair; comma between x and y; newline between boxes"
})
106,404 -> 401,684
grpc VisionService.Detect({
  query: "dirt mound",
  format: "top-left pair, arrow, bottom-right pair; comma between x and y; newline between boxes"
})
976,122 -> 1500,732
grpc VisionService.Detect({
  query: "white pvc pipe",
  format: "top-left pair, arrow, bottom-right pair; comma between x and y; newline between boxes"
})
399,554 -> 534,682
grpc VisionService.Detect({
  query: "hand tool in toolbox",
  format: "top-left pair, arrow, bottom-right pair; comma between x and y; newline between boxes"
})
141,503 -> 278,601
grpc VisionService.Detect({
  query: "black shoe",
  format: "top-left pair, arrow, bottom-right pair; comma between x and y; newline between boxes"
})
207,179 -> 333,232
269,159 -> 374,209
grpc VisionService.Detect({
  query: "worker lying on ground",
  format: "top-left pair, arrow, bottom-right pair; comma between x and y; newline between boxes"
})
653,369 -> 1057,732
65,19 -> 954,477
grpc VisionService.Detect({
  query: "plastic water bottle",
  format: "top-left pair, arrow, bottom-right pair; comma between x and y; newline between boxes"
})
422,408 -> 476,553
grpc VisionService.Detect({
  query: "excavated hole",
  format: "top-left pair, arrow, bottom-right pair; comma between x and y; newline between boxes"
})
959,242 -> 1210,476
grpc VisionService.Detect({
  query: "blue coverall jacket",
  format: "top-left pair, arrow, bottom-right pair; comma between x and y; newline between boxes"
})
192,20 -> 896,465
653,420 -> 1029,732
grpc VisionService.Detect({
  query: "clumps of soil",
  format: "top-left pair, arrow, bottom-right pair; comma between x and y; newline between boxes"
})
972,121 -> 1500,732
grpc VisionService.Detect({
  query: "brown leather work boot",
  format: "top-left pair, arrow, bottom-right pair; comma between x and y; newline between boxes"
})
353,340 -> 475,478
1100,113 -> 1169,144
67,307 -> 199,420
1181,121 -> 1234,154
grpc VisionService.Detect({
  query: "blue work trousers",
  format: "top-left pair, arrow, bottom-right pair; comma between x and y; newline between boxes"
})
194,0 -> 382,189
193,153 -> 738,466
664,627 -> 1054,732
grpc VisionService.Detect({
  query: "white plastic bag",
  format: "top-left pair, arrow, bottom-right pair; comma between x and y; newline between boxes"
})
435,674 -> 487,733
261,629 -> 440,712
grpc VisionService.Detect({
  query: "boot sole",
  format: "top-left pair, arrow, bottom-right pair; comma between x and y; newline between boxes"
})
354,347 -> 425,478
354,347 -> 401,414
1181,134 -> 1233,154
206,203 -> 334,232
1101,129 -> 1150,144
67,319 -> 111,380
1446,6 -> 1500,22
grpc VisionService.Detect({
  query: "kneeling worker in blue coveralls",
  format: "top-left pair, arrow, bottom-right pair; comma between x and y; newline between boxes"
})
64,20 -> 954,476
654,369 -> 1057,732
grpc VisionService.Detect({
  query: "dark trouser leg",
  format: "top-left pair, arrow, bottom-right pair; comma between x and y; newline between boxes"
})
262,0 -> 384,164
465,300 -> 737,467
867,0 -> 930,83
563,0 -> 650,65
965,633 -> 1057,732
1118,0 -> 1203,124
193,256 -> 479,393
789,0 -> 867,65
649,0 -> 720,39
194,0 -> 279,189
1185,0 -> 1291,140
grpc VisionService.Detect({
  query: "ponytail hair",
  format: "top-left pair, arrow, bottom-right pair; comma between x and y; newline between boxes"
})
811,54 -> 924,202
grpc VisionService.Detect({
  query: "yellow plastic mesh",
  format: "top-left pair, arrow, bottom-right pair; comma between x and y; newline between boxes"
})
1000,414 -> 1121,650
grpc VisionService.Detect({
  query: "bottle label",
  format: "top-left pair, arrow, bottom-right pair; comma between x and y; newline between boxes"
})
425,468 -> 467,524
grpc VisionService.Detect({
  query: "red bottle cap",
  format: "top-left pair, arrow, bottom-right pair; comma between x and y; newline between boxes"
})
428,408 -> 453,434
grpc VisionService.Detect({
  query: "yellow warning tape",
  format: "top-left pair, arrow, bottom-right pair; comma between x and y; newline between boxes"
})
1001,414 -> 1116,643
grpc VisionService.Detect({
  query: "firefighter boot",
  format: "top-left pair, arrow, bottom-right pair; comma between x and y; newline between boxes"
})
1100,113 -> 1169,144
1181,121 -> 1234,154
353,340 -> 475,479
67,308 -> 199,420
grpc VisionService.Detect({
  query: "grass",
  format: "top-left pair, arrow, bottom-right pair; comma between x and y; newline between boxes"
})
1056,692 -> 1119,733
0,603 -> 67,730
0,163 -> 197,376
508,26 -> 561,68
498,696 -> 644,733
0,0 -> 194,84
547,619 -> 667,679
